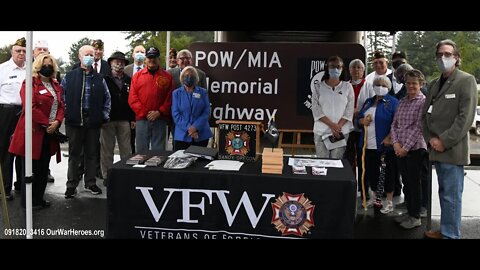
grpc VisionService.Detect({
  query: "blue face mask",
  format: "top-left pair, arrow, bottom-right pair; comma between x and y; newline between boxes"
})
134,52 -> 146,62
82,55 -> 94,67
183,75 -> 195,87
328,68 -> 342,78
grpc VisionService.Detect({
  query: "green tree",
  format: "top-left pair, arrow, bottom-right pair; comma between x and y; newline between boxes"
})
366,31 -> 393,73
397,31 -> 480,82
123,31 -> 213,69
64,37 -> 92,72
0,45 -> 11,64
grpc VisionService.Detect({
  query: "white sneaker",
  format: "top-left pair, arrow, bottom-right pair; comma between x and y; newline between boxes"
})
400,216 -> 421,229
380,200 -> 394,214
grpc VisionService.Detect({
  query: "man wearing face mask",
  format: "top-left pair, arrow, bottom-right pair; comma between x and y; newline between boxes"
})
128,47 -> 174,152
100,52 -> 135,186
311,56 -> 354,159
61,45 -> 111,199
123,45 -> 146,153
422,39 -> 478,239
124,45 -> 146,78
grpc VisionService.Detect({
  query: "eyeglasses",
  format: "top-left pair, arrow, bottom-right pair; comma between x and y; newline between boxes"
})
14,49 -> 26,54
178,57 -> 192,61
436,52 -> 454,58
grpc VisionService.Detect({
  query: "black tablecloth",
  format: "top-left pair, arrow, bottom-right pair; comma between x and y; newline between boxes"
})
107,152 -> 356,239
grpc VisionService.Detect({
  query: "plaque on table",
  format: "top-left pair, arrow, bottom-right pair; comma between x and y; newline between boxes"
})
216,120 -> 262,162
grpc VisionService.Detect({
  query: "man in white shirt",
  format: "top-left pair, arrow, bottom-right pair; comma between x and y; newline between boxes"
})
0,37 -> 27,200
357,51 -> 392,111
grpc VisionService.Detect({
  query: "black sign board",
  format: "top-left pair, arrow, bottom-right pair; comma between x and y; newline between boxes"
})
216,120 -> 262,162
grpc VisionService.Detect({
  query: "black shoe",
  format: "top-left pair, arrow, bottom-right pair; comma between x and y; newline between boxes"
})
85,185 -> 102,195
32,200 -> 51,210
65,188 -> 77,198
47,174 -> 55,183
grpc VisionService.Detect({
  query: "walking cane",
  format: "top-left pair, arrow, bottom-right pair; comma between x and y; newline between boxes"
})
360,114 -> 372,211
0,164 -> 12,237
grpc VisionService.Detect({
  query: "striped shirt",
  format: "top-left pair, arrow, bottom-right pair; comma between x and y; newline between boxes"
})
391,92 -> 427,151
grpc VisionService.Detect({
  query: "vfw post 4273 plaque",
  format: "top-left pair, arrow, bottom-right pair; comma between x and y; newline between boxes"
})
216,120 -> 262,162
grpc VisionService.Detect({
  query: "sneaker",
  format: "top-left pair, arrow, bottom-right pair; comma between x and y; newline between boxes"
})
85,185 -> 102,195
400,216 -> 421,229
65,188 -> 77,198
380,200 -> 394,214
394,213 -> 409,223
420,207 -> 428,218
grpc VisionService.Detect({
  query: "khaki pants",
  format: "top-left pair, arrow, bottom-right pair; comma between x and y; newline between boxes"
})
100,121 -> 132,179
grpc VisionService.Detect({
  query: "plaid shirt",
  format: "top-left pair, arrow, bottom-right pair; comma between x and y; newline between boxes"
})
391,92 -> 427,151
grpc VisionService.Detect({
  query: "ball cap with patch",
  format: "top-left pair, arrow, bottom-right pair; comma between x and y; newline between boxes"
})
146,47 -> 160,58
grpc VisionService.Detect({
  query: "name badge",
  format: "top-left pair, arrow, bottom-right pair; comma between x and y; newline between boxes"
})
427,105 -> 433,114
39,90 -> 48,94
445,94 -> 456,99
193,93 -> 201,99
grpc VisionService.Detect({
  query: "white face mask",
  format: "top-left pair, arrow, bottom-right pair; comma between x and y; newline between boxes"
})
437,56 -> 456,72
373,85 -> 389,96
351,79 -> 362,85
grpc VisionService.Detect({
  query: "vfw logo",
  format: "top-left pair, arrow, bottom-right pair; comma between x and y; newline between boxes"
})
225,131 -> 250,156
271,192 -> 315,236
137,187 -> 315,236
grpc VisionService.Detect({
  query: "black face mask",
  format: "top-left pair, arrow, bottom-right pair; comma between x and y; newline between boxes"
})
39,64 -> 54,77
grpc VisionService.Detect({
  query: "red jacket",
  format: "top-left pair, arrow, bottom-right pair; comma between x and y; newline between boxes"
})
9,77 -> 65,162
128,68 -> 173,121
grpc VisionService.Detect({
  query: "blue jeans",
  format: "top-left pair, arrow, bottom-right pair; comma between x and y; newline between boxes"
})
433,162 -> 464,239
136,119 -> 167,152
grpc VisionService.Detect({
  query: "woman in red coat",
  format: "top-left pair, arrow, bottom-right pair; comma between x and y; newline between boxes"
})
9,53 -> 64,209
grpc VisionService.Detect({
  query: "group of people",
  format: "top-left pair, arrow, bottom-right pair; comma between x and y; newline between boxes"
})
0,38 -> 213,209
0,36 -> 477,239
311,39 -> 478,239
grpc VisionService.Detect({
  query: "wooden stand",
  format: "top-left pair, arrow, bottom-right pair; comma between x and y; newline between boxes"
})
278,129 -> 315,155
262,148 -> 283,174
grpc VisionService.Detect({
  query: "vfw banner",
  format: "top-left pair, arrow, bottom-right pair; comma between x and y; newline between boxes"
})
190,42 -> 365,130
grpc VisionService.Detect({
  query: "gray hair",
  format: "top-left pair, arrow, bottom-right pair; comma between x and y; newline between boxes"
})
177,49 -> 193,59
349,59 -> 365,70
373,75 -> 392,90
435,39 -> 461,66
394,63 -> 413,80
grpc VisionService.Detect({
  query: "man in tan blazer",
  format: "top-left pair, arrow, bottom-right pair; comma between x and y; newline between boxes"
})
422,39 -> 478,239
